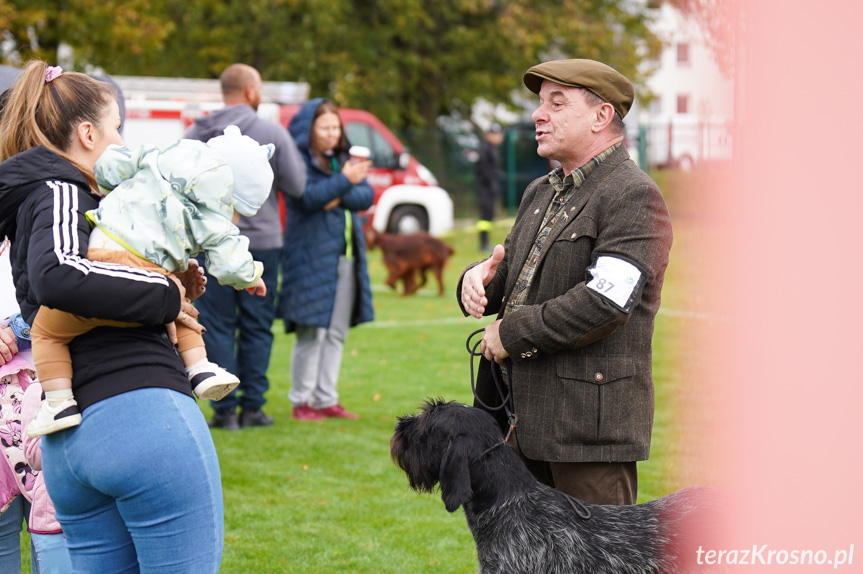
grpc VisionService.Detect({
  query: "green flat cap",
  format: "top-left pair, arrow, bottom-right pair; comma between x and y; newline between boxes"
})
523,59 -> 634,119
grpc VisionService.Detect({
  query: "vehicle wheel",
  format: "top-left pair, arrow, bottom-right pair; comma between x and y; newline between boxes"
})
387,205 -> 428,234
678,154 -> 695,171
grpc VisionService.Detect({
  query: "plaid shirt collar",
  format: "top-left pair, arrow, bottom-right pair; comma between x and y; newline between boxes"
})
548,143 -> 620,194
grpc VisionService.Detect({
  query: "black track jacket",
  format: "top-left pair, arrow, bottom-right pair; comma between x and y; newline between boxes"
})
0,146 -> 192,409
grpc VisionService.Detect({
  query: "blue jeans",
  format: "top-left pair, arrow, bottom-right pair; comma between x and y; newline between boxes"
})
197,249 -> 279,413
0,495 -> 35,574
41,388 -> 223,573
31,533 -> 72,574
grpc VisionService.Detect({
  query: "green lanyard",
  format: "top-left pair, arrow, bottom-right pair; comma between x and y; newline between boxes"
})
330,156 -> 352,260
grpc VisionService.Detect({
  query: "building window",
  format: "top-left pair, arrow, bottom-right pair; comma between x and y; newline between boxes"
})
677,94 -> 690,114
677,43 -> 690,65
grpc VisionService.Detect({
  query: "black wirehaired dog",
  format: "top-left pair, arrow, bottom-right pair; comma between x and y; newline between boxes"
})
391,399 -> 725,574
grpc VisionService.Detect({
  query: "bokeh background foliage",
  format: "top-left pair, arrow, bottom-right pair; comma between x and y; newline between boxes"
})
0,0 -> 662,129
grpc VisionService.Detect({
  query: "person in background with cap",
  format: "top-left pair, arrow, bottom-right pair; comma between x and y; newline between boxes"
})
185,63 -> 306,430
25,125 -> 275,436
475,123 -> 504,252
457,59 -> 673,505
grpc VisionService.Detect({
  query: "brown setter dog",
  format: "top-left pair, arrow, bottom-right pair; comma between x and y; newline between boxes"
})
365,229 -> 454,296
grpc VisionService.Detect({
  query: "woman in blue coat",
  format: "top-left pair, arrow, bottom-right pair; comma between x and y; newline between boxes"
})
279,98 -> 374,421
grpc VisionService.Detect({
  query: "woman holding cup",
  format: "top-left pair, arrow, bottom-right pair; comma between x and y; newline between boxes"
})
278,98 -> 375,422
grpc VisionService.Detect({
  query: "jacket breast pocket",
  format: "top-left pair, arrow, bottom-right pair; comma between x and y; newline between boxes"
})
553,357 -> 638,445
545,217 -> 597,290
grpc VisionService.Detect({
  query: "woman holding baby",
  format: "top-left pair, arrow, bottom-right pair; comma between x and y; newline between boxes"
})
0,60 -> 222,572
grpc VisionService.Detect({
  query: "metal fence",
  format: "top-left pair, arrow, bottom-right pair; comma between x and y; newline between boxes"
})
398,123 -> 549,219
397,117 -> 734,220
636,119 -> 734,171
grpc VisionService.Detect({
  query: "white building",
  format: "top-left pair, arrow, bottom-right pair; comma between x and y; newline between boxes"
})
468,2 -> 736,175
632,2 -> 736,169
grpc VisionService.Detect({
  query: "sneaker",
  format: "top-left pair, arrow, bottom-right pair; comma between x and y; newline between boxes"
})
292,404 -> 323,422
208,409 -> 240,431
240,409 -> 274,427
188,361 -> 239,401
27,398 -> 82,437
316,404 -> 360,419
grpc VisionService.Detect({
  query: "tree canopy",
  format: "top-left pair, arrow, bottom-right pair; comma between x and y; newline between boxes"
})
1,0 -> 662,129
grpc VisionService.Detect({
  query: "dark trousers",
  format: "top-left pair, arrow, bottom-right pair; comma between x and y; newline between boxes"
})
196,248 -> 280,413
512,435 -> 638,505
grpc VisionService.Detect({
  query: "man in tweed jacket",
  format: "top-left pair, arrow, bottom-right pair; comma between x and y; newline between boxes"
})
458,59 -> 672,505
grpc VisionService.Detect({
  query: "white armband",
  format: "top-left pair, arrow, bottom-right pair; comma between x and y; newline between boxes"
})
586,254 -> 646,313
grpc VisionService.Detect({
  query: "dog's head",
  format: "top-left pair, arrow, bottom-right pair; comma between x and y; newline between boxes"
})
391,398 -> 505,512
364,227 -> 381,250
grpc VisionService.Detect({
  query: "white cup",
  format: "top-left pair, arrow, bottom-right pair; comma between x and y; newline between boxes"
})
349,145 -> 371,163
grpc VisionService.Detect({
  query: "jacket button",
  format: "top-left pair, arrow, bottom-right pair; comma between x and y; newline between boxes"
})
525,352 -> 532,358
532,348 -> 538,353
571,233 -> 577,239
520,353 -> 526,359
22,328 -> 30,337
594,372 -> 604,382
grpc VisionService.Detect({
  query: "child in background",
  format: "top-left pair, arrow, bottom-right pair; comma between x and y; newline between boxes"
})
0,345 -> 41,573
27,125 -> 275,436
22,381 -> 73,573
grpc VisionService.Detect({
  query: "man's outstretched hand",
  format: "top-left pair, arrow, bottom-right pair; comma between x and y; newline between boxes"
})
461,244 -> 505,319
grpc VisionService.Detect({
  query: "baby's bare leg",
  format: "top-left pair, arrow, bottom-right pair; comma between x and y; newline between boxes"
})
180,345 -> 207,368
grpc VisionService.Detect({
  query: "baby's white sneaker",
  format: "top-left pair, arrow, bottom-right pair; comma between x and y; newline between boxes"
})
188,360 -> 239,401
27,397 -> 82,437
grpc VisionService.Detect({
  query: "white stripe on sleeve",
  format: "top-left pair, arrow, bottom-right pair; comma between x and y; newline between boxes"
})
45,181 -> 170,286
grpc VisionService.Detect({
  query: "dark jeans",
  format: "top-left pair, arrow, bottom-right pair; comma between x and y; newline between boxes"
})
196,249 -> 279,413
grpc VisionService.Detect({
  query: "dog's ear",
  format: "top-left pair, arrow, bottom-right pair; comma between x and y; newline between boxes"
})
439,437 -> 473,512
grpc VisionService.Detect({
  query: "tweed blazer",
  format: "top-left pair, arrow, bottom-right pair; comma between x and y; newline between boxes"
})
458,145 -> 672,463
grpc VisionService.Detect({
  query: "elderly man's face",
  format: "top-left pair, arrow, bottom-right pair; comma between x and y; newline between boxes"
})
531,81 -> 600,171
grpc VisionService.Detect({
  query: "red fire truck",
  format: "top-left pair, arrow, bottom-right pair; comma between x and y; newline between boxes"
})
116,75 -> 453,235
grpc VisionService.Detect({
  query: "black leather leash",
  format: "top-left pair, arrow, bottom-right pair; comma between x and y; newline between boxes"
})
467,328 -> 518,442
563,493 -> 592,520
466,328 -> 591,521
472,440 -> 506,463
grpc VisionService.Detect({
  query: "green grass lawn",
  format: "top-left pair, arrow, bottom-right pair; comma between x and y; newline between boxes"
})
21,170 -> 701,573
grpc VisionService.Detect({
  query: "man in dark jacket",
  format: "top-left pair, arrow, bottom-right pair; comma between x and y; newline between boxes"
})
185,63 -> 306,430
475,124 -> 503,252
458,59 -> 673,505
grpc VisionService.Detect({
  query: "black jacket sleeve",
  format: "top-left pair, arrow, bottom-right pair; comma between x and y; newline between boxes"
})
26,181 -> 181,324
